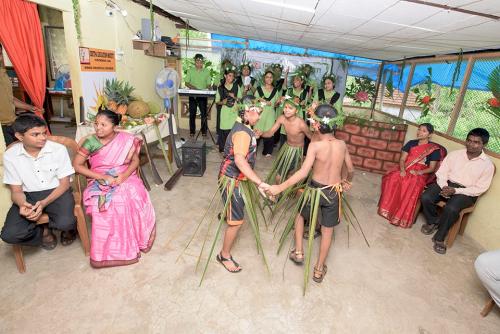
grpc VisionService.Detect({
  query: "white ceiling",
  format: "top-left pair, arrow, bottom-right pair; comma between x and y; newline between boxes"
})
155,0 -> 500,60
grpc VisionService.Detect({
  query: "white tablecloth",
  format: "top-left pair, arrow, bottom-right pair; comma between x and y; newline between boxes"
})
75,117 -> 177,144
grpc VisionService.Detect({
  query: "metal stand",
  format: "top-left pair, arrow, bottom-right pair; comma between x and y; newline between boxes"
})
195,98 -> 217,145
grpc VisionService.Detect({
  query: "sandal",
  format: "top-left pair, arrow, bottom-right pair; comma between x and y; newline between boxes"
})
312,265 -> 328,283
41,230 -> 57,250
303,229 -> 321,240
216,253 -> 242,273
289,249 -> 304,265
61,230 -> 77,246
433,241 -> 447,255
421,223 -> 438,235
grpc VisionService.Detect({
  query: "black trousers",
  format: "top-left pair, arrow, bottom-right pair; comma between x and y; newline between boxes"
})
0,188 -> 76,246
259,137 -> 274,155
188,96 -> 208,135
1,124 -> 17,146
421,182 -> 476,242
218,129 -> 231,153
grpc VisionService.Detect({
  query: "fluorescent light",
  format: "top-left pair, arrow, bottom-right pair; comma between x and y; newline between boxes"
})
250,0 -> 316,14
167,10 -> 201,18
376,19 -> 440,33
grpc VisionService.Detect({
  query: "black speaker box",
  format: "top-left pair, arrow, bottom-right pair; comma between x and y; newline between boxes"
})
181,141 -> 206,177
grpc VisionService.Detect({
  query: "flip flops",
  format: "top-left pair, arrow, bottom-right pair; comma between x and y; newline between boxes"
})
216,253 -> 242,273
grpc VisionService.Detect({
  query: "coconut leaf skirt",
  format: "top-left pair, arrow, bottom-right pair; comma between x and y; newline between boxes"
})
275,182 -> 370,295
181,175 -> 269,285
266,143 -> 303,184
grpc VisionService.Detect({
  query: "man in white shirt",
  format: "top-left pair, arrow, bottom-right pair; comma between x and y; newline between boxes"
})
1,114 -> 76,249
421,128 -> 495,254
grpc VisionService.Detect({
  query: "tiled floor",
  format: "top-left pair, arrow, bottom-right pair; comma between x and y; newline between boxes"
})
1,124 -> 499,333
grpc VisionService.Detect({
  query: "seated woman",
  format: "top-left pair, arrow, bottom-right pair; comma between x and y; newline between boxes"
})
74,109 -> 156,268
378,123 -> 444,228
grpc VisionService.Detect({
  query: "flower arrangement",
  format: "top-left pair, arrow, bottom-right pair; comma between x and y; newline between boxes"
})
486,65 -> 500,119
345,75 -> 376,105
412,67 -> 435,117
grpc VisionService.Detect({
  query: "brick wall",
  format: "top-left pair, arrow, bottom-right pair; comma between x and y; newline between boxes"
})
335,117 -> 407,174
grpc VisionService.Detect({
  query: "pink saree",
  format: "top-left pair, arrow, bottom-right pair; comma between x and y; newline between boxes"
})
81,132 -> 156,268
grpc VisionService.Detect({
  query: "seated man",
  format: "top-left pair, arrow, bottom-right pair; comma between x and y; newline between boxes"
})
421,128 -> 494,254
0,114 -> 76,249
475,250 -> 500,308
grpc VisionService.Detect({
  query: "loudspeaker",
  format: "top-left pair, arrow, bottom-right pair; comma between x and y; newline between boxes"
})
182,141 -> 206,177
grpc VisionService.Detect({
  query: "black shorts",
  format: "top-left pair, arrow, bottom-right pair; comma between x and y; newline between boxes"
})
221,180 -> 245,225
300,180 -> 340,228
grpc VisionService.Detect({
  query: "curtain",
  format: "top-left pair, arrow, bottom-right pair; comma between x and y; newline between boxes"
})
0,0 -> 46,119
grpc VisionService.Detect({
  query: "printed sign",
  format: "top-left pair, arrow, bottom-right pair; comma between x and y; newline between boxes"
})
80,47 -> 115,72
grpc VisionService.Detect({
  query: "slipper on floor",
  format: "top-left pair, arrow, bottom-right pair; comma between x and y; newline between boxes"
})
41,231 -> 57,250
61,230 -> 77,246
433,241 -> 447,255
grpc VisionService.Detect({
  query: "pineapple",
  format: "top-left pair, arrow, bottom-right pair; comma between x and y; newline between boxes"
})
104,79 -> 136,111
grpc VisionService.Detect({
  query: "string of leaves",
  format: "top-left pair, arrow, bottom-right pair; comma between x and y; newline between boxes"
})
72,0 -> 81,42
449,48 -> 463,96
149,0 -> 154,41
397,58 -> 406,89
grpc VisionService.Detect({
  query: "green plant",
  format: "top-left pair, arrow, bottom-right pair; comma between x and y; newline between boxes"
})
412,67 -> 435,117
72,0 -> 81,42
385,70 -> 394,98
345,76 -> 376,105
149,0 -> 154,41
486,65 -> 500,119
449,49 -> 463,96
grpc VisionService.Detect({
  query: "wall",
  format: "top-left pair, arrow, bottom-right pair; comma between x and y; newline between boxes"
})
0,0 -> 180,228
404,124 -> 500,251
32,0 -> 179,121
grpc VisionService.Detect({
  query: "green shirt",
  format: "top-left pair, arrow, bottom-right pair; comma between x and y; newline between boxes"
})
185,67 -> 212,90
255,86 -> 278,131
313,90 -> 343,115
216,83 -> 243,130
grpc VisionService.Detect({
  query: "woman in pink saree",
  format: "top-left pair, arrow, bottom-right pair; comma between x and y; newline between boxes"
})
74,109 -> 155,268
378,123 -> 445,228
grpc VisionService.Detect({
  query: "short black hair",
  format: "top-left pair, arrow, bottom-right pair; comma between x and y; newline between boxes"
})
194,53 -> 204,60
263,70 -> 274,78
96,108 -> 121,126
467,128 -> 489,145
12,113 -> 47,134
315,104 -> 338,134
419,122 -> 434,134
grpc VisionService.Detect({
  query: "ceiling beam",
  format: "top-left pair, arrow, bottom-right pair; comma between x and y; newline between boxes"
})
131,0 -> 197,30
403,0 -> 500,20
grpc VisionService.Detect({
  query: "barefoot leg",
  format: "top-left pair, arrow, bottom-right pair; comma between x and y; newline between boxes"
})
220,224 -> 242,271
315,226 -> 334,273
294,213 -> 305,253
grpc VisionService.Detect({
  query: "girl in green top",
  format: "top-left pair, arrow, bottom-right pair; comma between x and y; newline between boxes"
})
235,63 -> 257,96
216,68 -> 243,152
255,70 -> 280,157
313,75 -> 343,114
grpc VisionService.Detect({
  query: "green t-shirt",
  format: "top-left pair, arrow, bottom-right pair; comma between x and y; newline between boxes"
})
216,83 -> 243,130
313,90 -> 343,114
255,86 -> 278,131
185,67 -> 212,90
